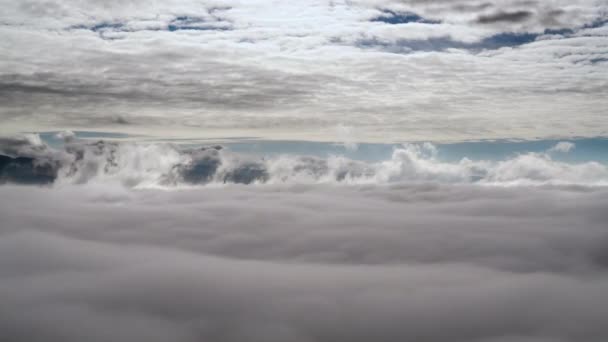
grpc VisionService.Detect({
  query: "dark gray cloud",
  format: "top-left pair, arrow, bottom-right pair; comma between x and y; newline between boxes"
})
356,32 -> 541,52
0,135 -> 66,184
477,10 -> 533,24
0,155 -> 57,184
0,59 -> 319,110
371,10 -> 440,24
1,184 -> 608,342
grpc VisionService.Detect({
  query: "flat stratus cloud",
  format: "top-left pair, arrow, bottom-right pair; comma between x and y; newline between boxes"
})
0,0 -> 607,141
1,184 -> 608,342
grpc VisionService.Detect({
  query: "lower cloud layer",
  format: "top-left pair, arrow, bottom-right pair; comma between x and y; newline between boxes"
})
1,184 -> 608,342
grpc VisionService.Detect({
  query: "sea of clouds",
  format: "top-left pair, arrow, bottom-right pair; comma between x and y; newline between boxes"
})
1,183 -> 608,342
1,134 -> 608,342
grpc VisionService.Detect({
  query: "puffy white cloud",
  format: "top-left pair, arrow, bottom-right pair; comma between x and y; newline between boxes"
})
1,137 -> 607,187
548,141 -> 576,153
1,136 -> 608,187
54,130 -> 76,142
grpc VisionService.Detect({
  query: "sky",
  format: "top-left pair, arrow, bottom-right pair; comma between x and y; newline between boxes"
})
1,0 -> 607,142
2,2 -> 608,342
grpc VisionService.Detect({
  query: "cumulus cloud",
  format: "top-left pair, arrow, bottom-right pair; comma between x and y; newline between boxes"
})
334,125 -> 359,151
54,130 -> 76,142
1,183 -> 608,342
548,141 -> 576,153
0,0 -> 606,141
1,136 -> 607,187
0,134 -> 46,157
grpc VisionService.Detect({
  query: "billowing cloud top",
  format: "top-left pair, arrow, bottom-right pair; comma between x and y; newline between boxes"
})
1,134 -> 607,187
1,0 -> 607,141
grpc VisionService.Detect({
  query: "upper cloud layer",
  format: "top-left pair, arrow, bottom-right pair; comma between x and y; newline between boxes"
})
0,0 -> 607,141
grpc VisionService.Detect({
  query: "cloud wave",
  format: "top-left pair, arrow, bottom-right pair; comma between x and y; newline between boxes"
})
1,135 -> 607,187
